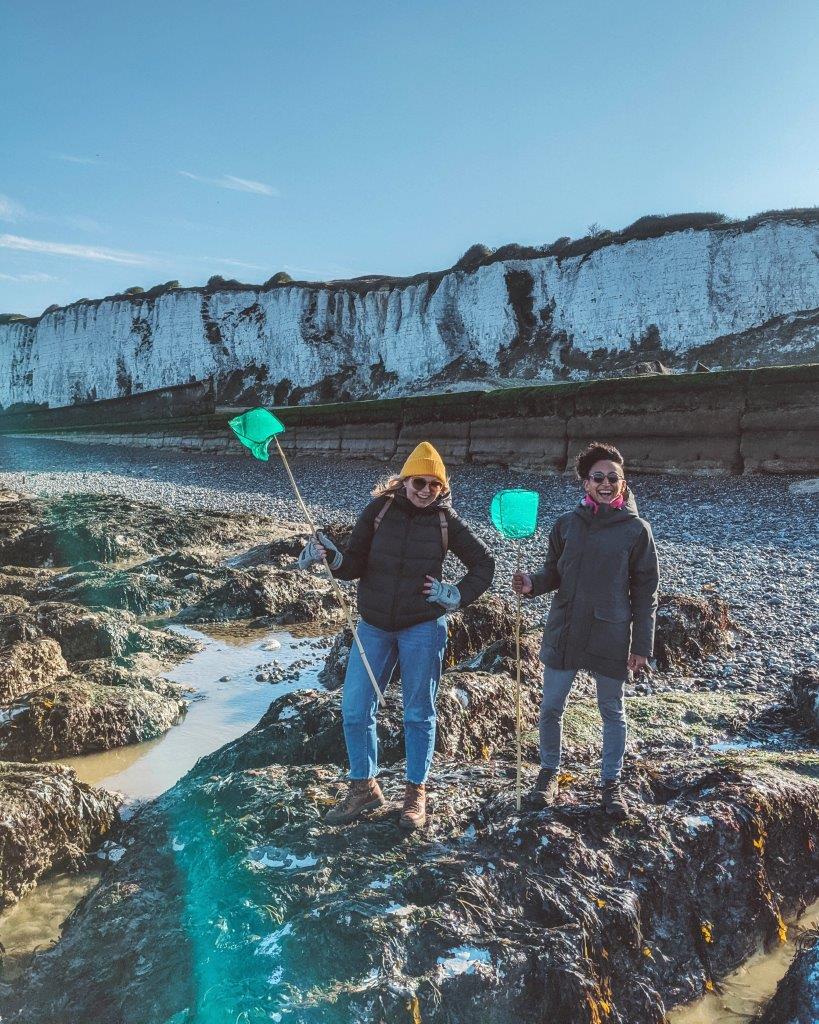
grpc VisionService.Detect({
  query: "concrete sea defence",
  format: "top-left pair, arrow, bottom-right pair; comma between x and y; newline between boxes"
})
2,364 -> 817,475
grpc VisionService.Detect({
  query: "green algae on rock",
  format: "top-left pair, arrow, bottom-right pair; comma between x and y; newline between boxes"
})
2,750 -> 817,1024
0,761 -> 118,909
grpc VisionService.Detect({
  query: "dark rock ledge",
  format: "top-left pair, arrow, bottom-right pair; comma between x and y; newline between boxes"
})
1,720 -> 816,1023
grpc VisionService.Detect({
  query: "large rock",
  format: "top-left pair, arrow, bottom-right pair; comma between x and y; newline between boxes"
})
0,598 -> 196,666
3,748 -> 817,1024
0,761 -> 118,908
653,593 -> 732,670
0,675 -> 186,761
0,599 -> 195,761
174,565 -> 343,625
0,637 -> 69,702
758,934 -> 819,1024
0,492 -> 278,568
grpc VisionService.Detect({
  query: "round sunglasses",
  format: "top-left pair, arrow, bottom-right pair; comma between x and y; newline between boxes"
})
587,471 -> 624,484
409,476 -> 444,492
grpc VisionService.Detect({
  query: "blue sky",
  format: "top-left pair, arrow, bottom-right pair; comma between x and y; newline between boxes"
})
2,0 -> 818,316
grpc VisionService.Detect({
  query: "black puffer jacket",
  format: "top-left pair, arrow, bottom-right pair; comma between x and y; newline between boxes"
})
332,491 -> 495,631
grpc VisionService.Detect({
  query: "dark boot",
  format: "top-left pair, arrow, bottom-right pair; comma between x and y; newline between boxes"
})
399,782 -> 427,831
324,778 -> 385,825
530,767 -> 559,807
602,779 -> 628,820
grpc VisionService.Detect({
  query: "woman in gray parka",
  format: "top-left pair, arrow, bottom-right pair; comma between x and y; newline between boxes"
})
512,442 -> 659,819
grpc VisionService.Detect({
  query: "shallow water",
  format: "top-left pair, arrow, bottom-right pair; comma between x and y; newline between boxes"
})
0,622 -> 331,978
0,871 -> 102,981
59,623 -> 329,802
668,898 -> 819,1023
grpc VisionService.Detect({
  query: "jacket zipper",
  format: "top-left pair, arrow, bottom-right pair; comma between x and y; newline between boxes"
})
390,511 -> 411,630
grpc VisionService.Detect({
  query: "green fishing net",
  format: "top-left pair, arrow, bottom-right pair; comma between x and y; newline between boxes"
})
490,489 -> 539,539
227,407 -> 286,461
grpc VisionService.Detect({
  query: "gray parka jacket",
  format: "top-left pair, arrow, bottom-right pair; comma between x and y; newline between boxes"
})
529,491 -> 659,680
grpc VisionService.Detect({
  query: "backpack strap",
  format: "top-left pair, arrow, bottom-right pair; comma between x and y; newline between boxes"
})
372,493 -> 449,556
372,494 -> 395,533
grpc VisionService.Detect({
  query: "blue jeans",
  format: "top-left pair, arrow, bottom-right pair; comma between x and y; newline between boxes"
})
539,667 -> 627,782
341,616 -> 448,785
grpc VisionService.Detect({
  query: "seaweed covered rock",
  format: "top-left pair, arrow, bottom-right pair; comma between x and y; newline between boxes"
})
0,492 -> 276,568
0,637 -> 68,702
318,626 -> 354,689
0,761 -> 118,908
174,566 -> 342,625
0,566 -> 55,597
44,553 -> 228,616
653,593 -> 732,670
0,674 -> 186,761
196,666 -> 541,778
758,933 -> 819,1024
4,750 -> 818,1024
0,600 -> 194,760
0,597 -> 195,666
790,668 -> 819,739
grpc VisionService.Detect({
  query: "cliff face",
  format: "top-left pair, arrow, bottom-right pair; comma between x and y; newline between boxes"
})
2,218 -> 819,409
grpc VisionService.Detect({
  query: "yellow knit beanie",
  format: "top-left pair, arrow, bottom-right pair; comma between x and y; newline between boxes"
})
400,441 -> 449,488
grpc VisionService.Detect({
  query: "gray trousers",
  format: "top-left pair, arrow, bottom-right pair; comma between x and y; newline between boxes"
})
540,667 -> 627,781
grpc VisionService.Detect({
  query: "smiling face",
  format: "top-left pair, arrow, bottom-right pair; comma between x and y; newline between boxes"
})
582,459 -> 626,505
404,475 -> 444,508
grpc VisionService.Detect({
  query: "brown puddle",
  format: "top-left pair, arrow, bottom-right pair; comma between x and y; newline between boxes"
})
60,622 -> 331,802
668,897 -> 819,1023
0,622 -> 332,979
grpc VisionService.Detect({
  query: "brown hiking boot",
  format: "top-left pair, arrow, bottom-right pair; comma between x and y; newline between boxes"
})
399,782 -> 427,831
324,778 -> 385,826
602,780 -> 629,820
531,767 -> 559,808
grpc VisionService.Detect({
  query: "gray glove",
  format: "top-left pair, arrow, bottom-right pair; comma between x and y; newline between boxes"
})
297,531 -> 342,571
426,579 -> 461,611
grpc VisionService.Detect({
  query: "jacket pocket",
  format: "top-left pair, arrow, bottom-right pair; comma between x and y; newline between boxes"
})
586,609 -> 632,661
540,602 -> 567,659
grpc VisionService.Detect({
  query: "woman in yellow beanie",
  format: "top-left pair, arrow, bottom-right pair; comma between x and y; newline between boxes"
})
299,441 -> 494,830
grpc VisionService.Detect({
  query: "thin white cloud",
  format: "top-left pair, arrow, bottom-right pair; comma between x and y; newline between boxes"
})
179,170 -> 281,197
0,195 -> 105,234
0,194 -> 26,222
52,153 -> 99,165
0,271 -> 58,283
0,233 -> 149,265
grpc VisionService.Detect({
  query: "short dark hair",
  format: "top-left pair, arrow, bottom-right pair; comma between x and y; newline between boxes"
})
575,442 -> 625,480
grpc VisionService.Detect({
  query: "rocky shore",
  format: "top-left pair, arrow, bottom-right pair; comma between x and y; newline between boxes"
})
0,439 -> 817,1022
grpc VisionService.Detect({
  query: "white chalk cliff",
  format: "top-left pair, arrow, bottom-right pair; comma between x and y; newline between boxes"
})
2,215 -> 818,409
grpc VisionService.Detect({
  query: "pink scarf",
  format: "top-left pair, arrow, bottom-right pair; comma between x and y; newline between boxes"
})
582,493 -> 625,514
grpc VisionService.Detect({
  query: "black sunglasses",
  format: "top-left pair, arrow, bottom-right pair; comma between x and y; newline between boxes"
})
410,477 -> 443,492
588,471 -> 624,484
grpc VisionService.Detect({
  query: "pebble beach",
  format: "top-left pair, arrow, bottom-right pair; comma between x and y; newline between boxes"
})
2,435 -> 817,702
